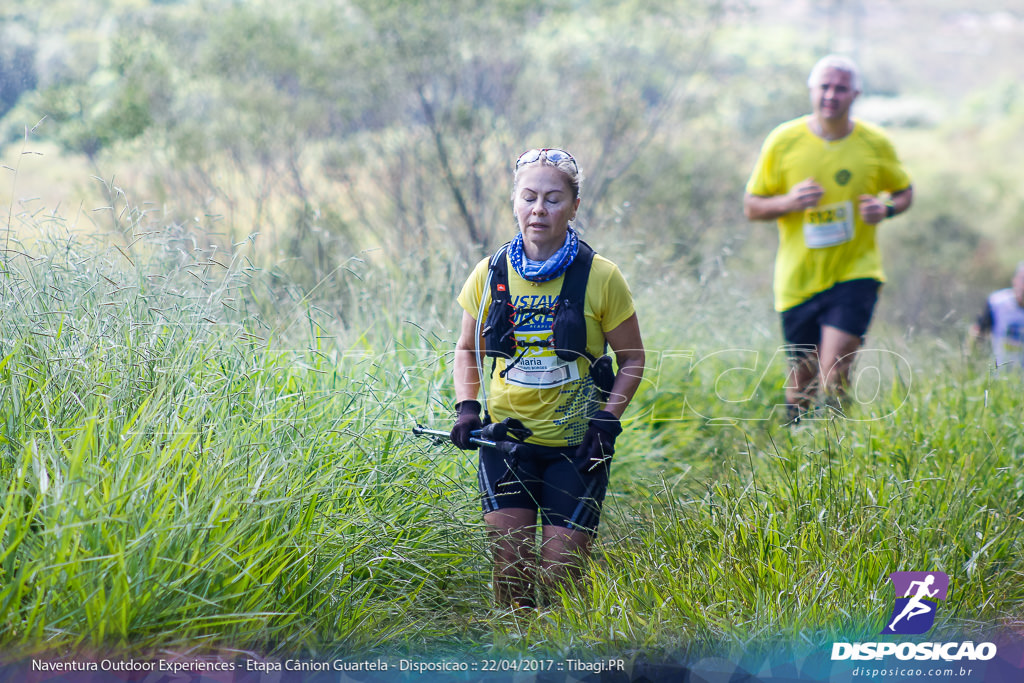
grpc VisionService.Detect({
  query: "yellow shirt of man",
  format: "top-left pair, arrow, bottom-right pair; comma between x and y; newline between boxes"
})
457,252 -> 635,447
746,115 -> 912,311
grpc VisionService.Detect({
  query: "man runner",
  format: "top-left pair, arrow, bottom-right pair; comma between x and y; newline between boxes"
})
744,54 -> 913,420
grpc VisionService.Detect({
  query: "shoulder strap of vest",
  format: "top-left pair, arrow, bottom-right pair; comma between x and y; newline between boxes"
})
558,240 -> 598,362
487,238 -> 600,358
559,240 -> 594,306
488,242 -> 512,304
486,239 -> 611,395
488,239 -> 594,306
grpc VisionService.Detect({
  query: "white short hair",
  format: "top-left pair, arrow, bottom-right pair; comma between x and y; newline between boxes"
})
807,55 -> 862,92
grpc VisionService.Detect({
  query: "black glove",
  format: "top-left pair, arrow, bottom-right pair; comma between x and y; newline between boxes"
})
575,410 -> 622,473
450,400 -> 483,450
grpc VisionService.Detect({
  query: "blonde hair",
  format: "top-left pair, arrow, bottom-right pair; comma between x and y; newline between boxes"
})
512,149 -> 583,201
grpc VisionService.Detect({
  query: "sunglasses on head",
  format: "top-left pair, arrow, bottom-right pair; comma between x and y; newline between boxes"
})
515,148 -> 578,173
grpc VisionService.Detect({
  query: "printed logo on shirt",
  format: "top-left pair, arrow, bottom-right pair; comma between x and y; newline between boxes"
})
503,293 -> 579,389
835,169 -> 852,186
512,294 -> 557,332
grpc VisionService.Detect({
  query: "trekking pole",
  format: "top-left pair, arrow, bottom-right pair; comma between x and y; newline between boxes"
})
411,422 -> 535,456
411,424 -> 500,450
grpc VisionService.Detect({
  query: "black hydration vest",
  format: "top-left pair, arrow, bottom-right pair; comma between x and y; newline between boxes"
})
481,240 -> 615,399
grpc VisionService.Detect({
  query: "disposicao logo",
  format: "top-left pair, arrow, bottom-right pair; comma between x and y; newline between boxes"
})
831,570 -> 998,663
882,571 -> 949,636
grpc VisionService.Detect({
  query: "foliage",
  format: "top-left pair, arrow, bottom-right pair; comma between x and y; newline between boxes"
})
1,1 -> 1024,660
0,206 -> 1020,660
3,0 -> 1021,334
1,1 -> 745,270
0,205 -> 487,654
874,78 -> 1024,332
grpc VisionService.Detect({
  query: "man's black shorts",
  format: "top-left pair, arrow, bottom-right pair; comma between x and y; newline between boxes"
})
477,442 -> 609,536
781,278 -> 881,357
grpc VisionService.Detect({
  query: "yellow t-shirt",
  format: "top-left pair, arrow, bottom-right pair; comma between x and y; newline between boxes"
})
746,116 -> 912,311
457,250 -> 635,447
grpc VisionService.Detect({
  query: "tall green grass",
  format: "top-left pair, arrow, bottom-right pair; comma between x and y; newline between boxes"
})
0,207 -> 1020,663
0,213 -> 490,656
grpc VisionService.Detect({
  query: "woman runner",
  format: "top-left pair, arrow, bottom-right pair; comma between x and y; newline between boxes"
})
451,147 -> 645,609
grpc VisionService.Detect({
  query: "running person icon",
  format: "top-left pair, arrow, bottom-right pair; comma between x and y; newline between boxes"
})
887,574 -> 938,632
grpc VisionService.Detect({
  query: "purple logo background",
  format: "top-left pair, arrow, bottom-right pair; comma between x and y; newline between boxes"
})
882,571 -> 950,636
889,571 -> 950,601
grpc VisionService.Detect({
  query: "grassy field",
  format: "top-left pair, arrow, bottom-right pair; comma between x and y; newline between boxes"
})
0,211 -> 1021,667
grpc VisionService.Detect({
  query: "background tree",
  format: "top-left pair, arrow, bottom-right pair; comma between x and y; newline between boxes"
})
2,0 -> 1024,332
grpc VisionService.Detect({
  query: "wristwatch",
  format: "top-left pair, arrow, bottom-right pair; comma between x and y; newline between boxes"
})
885,200 -> 896,219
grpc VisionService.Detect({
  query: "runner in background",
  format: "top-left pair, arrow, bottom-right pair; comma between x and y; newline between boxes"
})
744,55 -> 913,421
970,261 -> 1024,371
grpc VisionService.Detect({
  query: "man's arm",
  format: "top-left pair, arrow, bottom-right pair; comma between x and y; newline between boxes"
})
860,185 -> 914,224
744,178 -> 825,221
889,186 -> 913,216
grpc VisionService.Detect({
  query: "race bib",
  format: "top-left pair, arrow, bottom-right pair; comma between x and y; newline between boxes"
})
503,334 -> 581,389
803,200 -> 854,249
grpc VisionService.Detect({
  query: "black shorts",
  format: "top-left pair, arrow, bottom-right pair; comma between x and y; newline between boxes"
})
477,442 -> 609,536
781,278 -> 881,358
